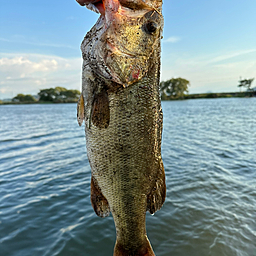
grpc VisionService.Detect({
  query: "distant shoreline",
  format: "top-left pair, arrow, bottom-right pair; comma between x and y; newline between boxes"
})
161,91 -> 255,101
0,100 -> 78,105
1,92 -> 255,105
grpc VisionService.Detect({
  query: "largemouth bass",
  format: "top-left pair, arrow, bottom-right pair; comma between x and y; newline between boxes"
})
76,1 -> 166,255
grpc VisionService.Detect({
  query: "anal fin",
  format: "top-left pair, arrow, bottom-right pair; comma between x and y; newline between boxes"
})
147,159 -> 166,214
91,176 -> 110,218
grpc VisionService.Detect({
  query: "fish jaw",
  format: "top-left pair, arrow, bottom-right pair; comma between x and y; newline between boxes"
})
80,0 -> 163,87
76,0 -> 105,14
104,0 -> 163,86
77,0 -> 163,12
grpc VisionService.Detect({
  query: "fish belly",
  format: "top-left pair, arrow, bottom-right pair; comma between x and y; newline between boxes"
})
85,74 -> 165,253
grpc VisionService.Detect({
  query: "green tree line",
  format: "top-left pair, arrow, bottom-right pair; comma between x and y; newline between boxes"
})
8,77 -> 256,104
38,87 -> 80,102
13,94 -> 37,103
11,79 -> 191,102
160,77 -> 255,100
12,87 -> 80,103
160,77 -> 190,100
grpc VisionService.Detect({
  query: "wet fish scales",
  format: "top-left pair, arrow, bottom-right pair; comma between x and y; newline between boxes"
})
77,1 -> 165,255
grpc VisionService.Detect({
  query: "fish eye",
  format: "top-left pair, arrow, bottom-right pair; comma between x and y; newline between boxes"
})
144,21 -> 158,34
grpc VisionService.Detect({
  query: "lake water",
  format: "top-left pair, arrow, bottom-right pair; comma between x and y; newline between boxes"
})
0,98 -> 255,256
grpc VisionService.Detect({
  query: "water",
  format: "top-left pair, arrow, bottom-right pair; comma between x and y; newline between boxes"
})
0,98 -> 255,256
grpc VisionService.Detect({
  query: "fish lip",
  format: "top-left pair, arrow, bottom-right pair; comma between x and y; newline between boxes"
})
82,0 -> 151,16
77,0 -> 105,15
93,1 -> 105,15
81,1 -> 157,85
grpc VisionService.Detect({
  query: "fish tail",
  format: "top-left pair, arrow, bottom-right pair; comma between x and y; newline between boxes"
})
113,236 -> 155,256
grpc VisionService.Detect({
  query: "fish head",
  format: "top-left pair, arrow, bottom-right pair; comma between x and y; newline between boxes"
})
79,0 -> 163,86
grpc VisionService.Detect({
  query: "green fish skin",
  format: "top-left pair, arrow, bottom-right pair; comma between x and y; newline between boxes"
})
77,1 -> 165,255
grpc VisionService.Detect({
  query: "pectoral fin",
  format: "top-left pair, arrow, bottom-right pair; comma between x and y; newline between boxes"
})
77,93 -> 85,126
147,160 -> 166,214
91,176 -> 110,218
91,90 -> 110,129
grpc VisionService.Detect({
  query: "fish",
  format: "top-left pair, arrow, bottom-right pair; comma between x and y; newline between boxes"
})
76,0 -> 166,255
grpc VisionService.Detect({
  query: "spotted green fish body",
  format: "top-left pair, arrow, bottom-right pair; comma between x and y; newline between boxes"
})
77,1 -> 165,255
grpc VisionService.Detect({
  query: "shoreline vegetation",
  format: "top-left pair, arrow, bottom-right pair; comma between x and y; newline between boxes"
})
1,77 -> 255,105
0,100 -> 79,105
162,91 -> 256,101
160,77 -> 255,100
0,87 -> 80,105
1,91 -> 255,105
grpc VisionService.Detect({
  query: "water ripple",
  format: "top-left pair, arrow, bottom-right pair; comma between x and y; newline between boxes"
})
0,100 -> 256,255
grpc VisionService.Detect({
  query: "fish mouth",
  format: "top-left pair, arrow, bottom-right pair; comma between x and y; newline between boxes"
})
91,0 -> 147,13
76,0 -> 105,15
91,1 -> 105,15
77,0 -> 149,15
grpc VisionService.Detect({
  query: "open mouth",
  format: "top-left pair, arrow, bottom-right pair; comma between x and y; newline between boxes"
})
92,1 -> 105,15
92,0 -> 147,13
77,0 -> 149,16
76,0 -> 105,15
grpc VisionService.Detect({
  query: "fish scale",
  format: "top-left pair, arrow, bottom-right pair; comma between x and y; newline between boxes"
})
85,73 -> 164,251
76,0 -> 165,255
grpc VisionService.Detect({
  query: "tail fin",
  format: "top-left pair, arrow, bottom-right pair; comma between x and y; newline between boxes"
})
113,236 -> 155,256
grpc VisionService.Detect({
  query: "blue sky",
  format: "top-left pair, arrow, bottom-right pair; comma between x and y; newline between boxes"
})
1,0 -> 256,99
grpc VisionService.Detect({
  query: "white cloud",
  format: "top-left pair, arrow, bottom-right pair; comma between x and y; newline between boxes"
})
163,36 -> 181,43
0,37 -> 76,50
67,16 -> 76,20
161,50 -> 256,93
206,49 -> 256,64
0,37 -> 11,42
0,53 -> 82,99
0,56 -> 59,76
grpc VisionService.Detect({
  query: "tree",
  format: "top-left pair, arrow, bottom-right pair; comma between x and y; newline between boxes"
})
12,94 -> 36,102
238,78 -> 254,91
38,87 -> 80,102
61,89 -> 80,99
38,88 -> 57,101
160,78 -> 190,100
238,78 -> 255,97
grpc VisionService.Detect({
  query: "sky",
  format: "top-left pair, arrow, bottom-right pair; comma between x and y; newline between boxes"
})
0,0 -> 256,99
